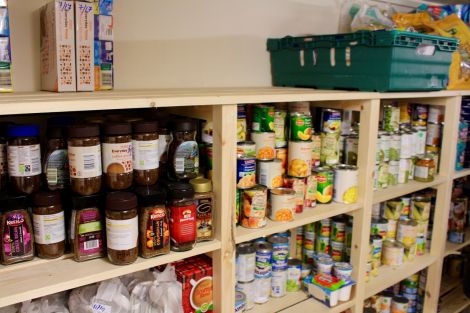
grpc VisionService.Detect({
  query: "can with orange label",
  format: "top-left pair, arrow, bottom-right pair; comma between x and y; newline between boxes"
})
252,132 -> 275,161
269,188 -> 296,222
275,147 -> 287,175
257,159 -> 283,189
288,141 -> 313,178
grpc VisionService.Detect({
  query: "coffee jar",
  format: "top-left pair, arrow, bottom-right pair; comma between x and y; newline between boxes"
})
132,121 -> 159,186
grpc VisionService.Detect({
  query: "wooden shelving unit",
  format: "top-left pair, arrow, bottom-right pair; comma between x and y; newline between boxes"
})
440,286 -> 470,313
0,88 -> 469,312
445,228 -> 470,257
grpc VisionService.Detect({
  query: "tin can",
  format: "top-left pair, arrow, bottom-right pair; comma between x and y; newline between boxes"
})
236,280 -> 255,310
401,197 -> 411,218
399,102 -> 412,125
409,156 -> 416,181
237,105 -> 247,142
274,109 -> 287,148
371,218 -> 388,239
289,102 -> 310,115
377,162 -> 390,189
333,164 -> 358,204
315,236 -> 330,253
371,235 -> 383,262
390,132 -> 401,161
381,133 -> 391,162
286,259 -> 302,292
345,223 -> 353,248
372,203 -> 382,219
392,296 -> 409,312
236,188 -> 241,225
320,132 -> 340,166
303,224 -> 315,264
331,241 -> 344,261
416,236 -> 425,256
235,291 -> 246,313
331,218 -> 346,243
254,241 -> 273,278
290,113 -> 313,141
257,159 -> 283,189
379,291 -> 394,313
426,123 -> 442,146
311,133 -> 322,169
283,176 -> 306,213
382,240 -> 404,266
288,141 -> 313,177
237,141 -> 256,158
304,175 -> 317,208
416,220 -> 429,237
389,160 -> 399,186
339,135 -> 346,165
252,132 -> 275,161
414,126 -> 427,155
269,235 -> 289,271
400,131 -> 413,159
397,220 -> 418,249
384,199 -> 403,220
271,270 -> 287,297
252,104 -> 275,132
386,219 -> 398,239
412,104 -> 428,124
317,218 -> 331,237
240,185 -> 268,229
384,104 -> 400,132
316,256 -> 334,274
377,135 -> 384,163
254,277 -> 271,304
275,147 -> 287,175
321,109 -> 341,133
269,188 -> 296,222
410,196 -> 431,221
398,158 -> 411,184
333,262 -> 353,281
315,167 -> 334,204
428,105 -> 444,124
237,157 -> 256,189
344,134 -> 359,165
236,243 -> 256,282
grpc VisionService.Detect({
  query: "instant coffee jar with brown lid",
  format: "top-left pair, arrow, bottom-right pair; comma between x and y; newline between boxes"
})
32,191 -> 65,259
132,121 -> 159,186
168,119 -> 199,181
102,123 -> 133,190
68,124 -> 102,195
105,191 -> 138,265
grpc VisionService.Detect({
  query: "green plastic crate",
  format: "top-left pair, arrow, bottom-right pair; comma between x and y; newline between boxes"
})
267,30 -> 459,92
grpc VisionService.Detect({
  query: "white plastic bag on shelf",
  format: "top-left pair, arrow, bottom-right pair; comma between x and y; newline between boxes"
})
90,278 -> 130,313
121,269 -> 154,294
148,265 -> 182,313
0,305 -> 19,313
21,293 -> 69,313
350,1 -> 395,31
68,285 -> 98,313
129,281 -> 154,313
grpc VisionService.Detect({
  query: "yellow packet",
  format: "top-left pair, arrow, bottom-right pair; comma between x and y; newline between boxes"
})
392,12 -> 435,33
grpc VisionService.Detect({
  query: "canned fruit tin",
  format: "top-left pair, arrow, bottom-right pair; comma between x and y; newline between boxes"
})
288,141 -> 313,177
254,241 -> 273,278
397,220 -> 418,249
269,188 -> 296,222
322,109 -> 342,133
236,243 -> 256,282
371,235 -> 383,262
386,219 -> 398,239
412,104 -> 428,124
399,102 -> 412,125
237,141 -> 256,158
252,132 -> 275,160
237,157 -> 256,189
321,132 -> 340,166
252,104 -> 275,132
257,159 -> 283,189
426,123 -> 442,146
428,105 -> 444,124
392,296 -> 409,313
401,197 -> 411,218
290,113 -> 313,141
311,133 -> 322,169
269,236 -> 289,271
331,241 -> 344,262
377,162 -> 389,189
384,104 -> 400,132
382,240 -> 404,266
235,291 -> 246,312
377,135 -> 384,163
334,165 -> 358,204
283,176 -> 306,213
237,118 -> 247,143
331,219 -> 346,243
388,160 -> 399,186
274,110 -> 287,148
286,259 -> 302,292
271,270 -> 287,297
384,199 -> 403,220
317,218 -> 331,237
240,186 -> 268,229
371,218 -> 388,239
275,148 -> 287,175
315,167 -> 334,204
304,175 -> 317,208
236,280 -> 255,309
381,133 -> 391,162
344,134 -> 359,165
315,236 -> 330,253
410,196 -> 431,221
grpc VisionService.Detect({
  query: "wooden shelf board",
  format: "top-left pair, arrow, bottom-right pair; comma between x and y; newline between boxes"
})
440,285 -> 470,313
365,254 -> 437,299
454,169 -> 470,180
440,275 -> 462,297
279,297 -> 354,312
445,228 -> 470,256
0,240 -> 221,307
372,175 -> 447,204
235,202 -> 362,244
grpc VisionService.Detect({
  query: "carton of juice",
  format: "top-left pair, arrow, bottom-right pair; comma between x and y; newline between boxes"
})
74,1 -> 94,91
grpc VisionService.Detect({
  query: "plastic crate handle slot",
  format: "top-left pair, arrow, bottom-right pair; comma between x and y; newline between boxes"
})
299,50 -> 305,67
416,44 -> 436,56
330,48 -> 336,67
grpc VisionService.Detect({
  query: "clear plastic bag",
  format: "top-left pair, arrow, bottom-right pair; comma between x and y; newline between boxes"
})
148,266 -> 182,313
90,279 -> 130,313
350,2 -> 395,32
68,285 -> 98,313
21,293 -> 69,313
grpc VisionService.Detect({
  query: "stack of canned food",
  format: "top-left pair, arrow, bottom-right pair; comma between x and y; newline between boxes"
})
375,102 -> 443,189
448,177 -> 469,244
368,190 -> 435,279
456,98 -> 470,170
236,103 -> 359,229
365,270 -> 427,313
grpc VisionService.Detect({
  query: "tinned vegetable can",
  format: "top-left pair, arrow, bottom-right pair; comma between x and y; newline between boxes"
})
315,236 -> 330,253
254,241 -> 273,278
388,160 -> 399,186
237,157 -> 256,189
376,135 -> 384,163
237,105 -> 247,142
286,259 -> 302,292
410,196 -> 431,221
333,165 -> 358,204
371,218 -> 388,239
396,220 -> 418,249
400,131 -> 413,159
390,132 -> 401,161
283,176 -> 306,213
383,104 -> 400,132
252,104 -> 275,132
269,235 -> 289,271
287,140 -> 313,178
382,240 -> 404,266
391,296 -> 409,313
236,243 -> 255,282
290,113 -> 313,141
240,185 -> 268,229
236,281 -> 255,310
257,159 -> 283,189
315,167 -> 334,204
344,134 -> 359,165
274,109 -> 287,148
234,291 -> 246,313
320,132 -> 340,166
251,132 -> 275,161
331,218 -> 346,243
269,188 -> 296,222
311,133 -> 321,169
271,270 -> 287,297
398,158 -> 411,184
317,218 -> 331,237
237,141 -> 256,158
377,162 -> 390,189
414,126 -> 427,155
304,175 -> 317,208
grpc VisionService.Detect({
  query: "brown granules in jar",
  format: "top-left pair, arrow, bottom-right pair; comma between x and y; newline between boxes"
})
132,121 -> 159,186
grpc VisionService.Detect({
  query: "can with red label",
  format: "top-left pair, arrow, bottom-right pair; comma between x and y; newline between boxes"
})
283,176 -> 306,213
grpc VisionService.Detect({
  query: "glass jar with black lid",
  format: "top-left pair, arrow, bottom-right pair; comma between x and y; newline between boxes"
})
168,119 -> 199,181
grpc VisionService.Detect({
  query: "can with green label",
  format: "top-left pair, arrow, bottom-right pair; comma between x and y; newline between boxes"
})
252,104 -> 275,132
290,113 -> 312,141
314,167 -> 334,204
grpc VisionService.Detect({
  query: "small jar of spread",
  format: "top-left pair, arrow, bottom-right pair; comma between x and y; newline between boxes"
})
32,191 -> 65,259
414,154 -> 436,182
68,124 -> 102,195
44,125 -> 69,190
168,119 -> 199,180
168,182 -> 197,252
0,194 -> 34,265
7,124 -> 42,194
189,178 -> 214,242
132,121 -> 159,186
105,192 -> 138,265
135,185 -> 170,258
102,123 -> 133,190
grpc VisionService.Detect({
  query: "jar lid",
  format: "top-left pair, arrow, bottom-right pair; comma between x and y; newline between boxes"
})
0,193 -> 28,211
135,185 -> 167,206
68,124 -> 100,138
189,178 -> 212,193
167,182 -> 194,199
7,124 -> 40,138
132,120 -> 158,134
47,126 -> 67,139
33,191 -> 61,206
72,194 -> 102,209
173,119 -> 196,132
106,191 -> 137,211
103,122 -> 132,136
47,116 -> 75,127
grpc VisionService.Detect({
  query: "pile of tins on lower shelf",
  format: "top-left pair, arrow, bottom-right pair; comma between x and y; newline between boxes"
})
235,216 -> 355,311
0,255 -> 214,313
0,112 -> 215,266
457,98 -> 470,170
448,177 -> 470,244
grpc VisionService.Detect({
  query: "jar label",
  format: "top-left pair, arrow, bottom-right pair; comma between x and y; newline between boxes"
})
106,216 -> 138,250
102,142 -> 133,174
158,134 -> 172,162
69,145 -> 102,178
174,141 -> 199,175
2,211 -> 32,257
196,198 -> 213,241
33,211 -> 65,244
45,149 -> 69,187
77,208 -> 103,255
7,144 -> 41,177
414,165 -> 429,179
132,139 -> 159,170
170,204 -> 196,245
145,207 -> 169,250
0,143 -> 6,175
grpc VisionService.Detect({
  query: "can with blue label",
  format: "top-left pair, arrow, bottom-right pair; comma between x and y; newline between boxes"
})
254,241 -> 273,278
235,291 -> 246,313
237,156 -> 256,189
269,235 -> 289,270
321,108 -> 342,133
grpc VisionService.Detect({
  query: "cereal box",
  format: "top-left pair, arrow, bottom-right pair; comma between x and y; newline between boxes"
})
74,1 -> 94,91
40,0 -> 76,92
94,14 -> 113,41
93,0 -> 112,15
94,39 -> 113,90
175,255 -> 213,313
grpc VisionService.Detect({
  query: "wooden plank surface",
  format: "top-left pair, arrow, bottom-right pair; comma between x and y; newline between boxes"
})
440,286 -> 470,313
445,228 -> 470,256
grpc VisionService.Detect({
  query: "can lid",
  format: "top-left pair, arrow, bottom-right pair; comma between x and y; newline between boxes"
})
412,195 -> 431,202
235,291 -> 246,302
189,178 -> 212,193
270,188 -> 295,196
392,296 -> 409,304
237,141 -> 255,146
268,235 -> 288,244
33,191 -> 62,207
237,242 -> 255,254
334,164 -> 358,171
254,241 -> 272,251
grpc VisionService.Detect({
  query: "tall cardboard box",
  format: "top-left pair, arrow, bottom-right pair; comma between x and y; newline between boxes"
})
74,1 -> 94,91
40,0 -> 76,92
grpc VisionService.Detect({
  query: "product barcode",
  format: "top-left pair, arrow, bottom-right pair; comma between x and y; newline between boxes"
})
175,158 -> 184,172
0,69 -> 11,88
84,240 -> 99,250
32,157 -> 41,173
83,154 -> 96,170
46,168 -> 58,184
101,71 -> 113,87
